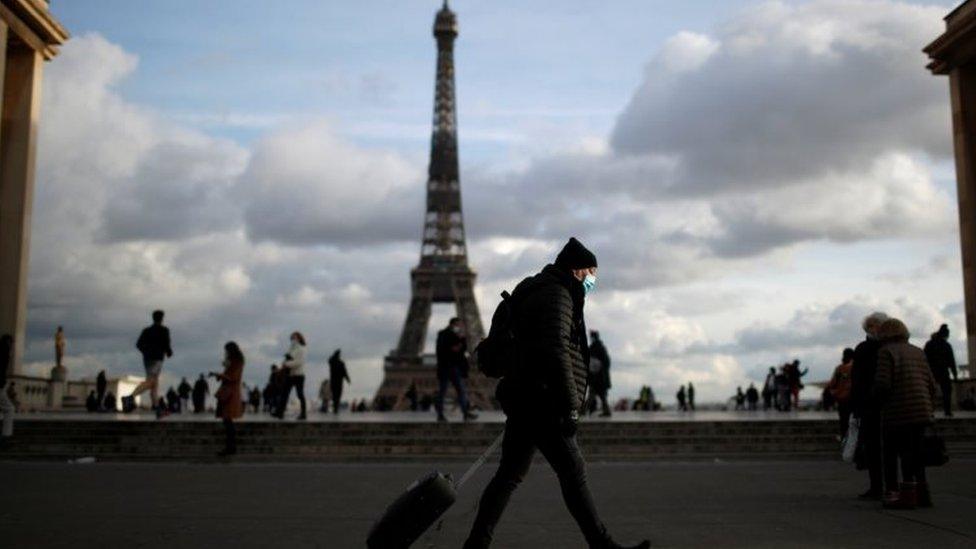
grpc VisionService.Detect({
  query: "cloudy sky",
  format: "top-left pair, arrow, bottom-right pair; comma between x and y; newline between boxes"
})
23,0 -> 966,405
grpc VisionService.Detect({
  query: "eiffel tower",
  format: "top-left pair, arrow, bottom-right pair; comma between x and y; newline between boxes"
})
373,1 -> 497,411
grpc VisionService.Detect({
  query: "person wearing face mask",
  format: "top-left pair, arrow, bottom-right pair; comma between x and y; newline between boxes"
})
464,238 -> 649,549
435,318 -> 478,422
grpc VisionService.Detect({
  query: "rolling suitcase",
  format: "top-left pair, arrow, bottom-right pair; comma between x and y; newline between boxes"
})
367,433 -> 503,548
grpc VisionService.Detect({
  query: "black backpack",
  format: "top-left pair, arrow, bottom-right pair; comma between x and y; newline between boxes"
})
475,290 -> 521,379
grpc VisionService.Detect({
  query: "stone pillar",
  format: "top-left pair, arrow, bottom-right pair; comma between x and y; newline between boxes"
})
0,43 -> 43,376
949,65 -> 976,366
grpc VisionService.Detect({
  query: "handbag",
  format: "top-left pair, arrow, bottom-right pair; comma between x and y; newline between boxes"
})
922,423 -> 949,467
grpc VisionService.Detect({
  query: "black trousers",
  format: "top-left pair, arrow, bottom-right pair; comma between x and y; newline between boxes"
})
464,417 -> 607,548
940,379 -> 953,415
860,413 -> 883,492
883,424 -> 926,490
837,402 -> 851,438
331,386 -> 343,414
276,375 -> 306,417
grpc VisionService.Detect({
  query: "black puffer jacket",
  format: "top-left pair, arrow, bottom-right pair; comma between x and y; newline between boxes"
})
497,264 -> 589,419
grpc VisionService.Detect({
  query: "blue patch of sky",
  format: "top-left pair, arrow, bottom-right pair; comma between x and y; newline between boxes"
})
53,0 -> 750,160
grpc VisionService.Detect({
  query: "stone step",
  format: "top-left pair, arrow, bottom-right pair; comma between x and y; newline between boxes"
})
4,418 -> 974,462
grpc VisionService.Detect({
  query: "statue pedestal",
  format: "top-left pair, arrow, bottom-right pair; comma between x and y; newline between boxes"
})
48,365 -> 67,409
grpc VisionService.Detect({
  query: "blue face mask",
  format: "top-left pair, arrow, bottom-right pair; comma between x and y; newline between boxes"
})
582,274 -> 597,295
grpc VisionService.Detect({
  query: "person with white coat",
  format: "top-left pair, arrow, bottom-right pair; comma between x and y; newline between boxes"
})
274,332 -> 308,420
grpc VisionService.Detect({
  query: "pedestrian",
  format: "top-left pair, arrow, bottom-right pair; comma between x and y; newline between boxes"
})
676,385 -> 687,411
851,311 -> 888,500
435,318 -> 477,422
95,370 -> 107,411
762,367 -> 776,410
274,332 -> 307,420
319,379 -> 331,413
177,377 -> 191,413
734,387 -> 745,410
192,374 -> 209,413
328,349 -> 351,414
775,367 -> 791,411
828,348 -> 855,439
166,386 -> 180,414
923,324 -> 959,417
249,386 -> 261,413
586,331 -> 612,417
687,382 -> 696,411
86,390 -> 99,412
463,237 -> 649,549
787,359 -> 808,409
263,365 -> 278,413
103,391 -> 116,412
212,342 -> 245,457
874,318 -> 937,509
122,310 -> 173,416
746,384 -> 759,411
406,382 -> 419,411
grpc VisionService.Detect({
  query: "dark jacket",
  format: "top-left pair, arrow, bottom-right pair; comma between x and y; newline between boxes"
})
329,355 -> 350,388
588,338 -> 611,391
923,335 -> 958,383
497,264 -> 589,419
850,337 -> 880,417
874,341 -> 936,427
136,324 -> 172,362
436,327 -> 468,378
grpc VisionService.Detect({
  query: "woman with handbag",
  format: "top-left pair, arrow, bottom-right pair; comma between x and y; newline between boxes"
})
212,342 -> 245,457
873,318 -> 938,509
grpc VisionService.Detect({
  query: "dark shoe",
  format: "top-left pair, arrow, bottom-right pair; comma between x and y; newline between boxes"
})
946,411 -> 954,417
883,482 -> 917,510
297,414 -> 307,421
437,414 -> 448,423
916,482 -> 933,508
121,396 -> 136,413
599,411 -> 612,418
857,488 -> 882,500
155,407 -> 170,420
463,411 -> 479,422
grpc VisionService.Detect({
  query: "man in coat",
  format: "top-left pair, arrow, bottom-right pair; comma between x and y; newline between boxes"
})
435,318 -> 477,422
192,374 -> 209,414
464,237 -> 649,549
328,349 -> 351,414
851,311 -> 888,500
586,331 -> 612,417
924,324 -> 958,417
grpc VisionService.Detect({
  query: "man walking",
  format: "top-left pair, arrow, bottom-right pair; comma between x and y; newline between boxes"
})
122,310 -> 173,416
177,377 -> 192,413
328,349 -> 351,414
464,237 -> 649,549
435,317 -> 477,422
924,324 -> 959,417
586,330 -> 612,417
687,382 -> 696,411
851,312 -> 888,500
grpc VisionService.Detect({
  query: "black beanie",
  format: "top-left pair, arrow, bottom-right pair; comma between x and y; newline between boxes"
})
554,237 -> 597,270
938,324 -> 949,337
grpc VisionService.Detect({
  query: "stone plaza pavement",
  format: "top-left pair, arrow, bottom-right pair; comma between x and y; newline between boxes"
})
1,458 -> 974,548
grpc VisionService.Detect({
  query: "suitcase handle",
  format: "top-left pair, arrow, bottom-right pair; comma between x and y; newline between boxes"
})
455,432 -> 504,490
